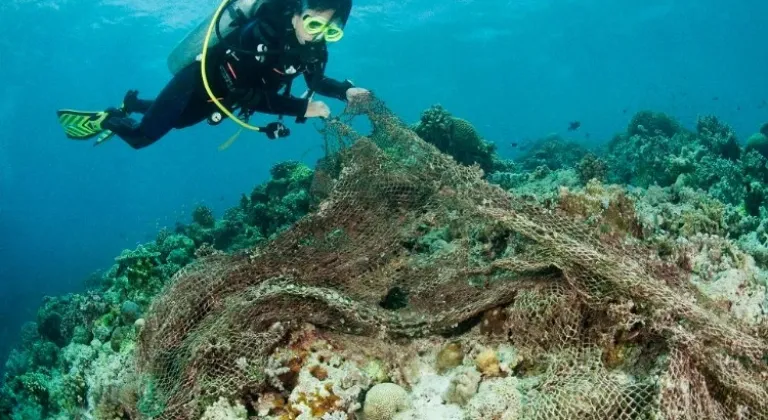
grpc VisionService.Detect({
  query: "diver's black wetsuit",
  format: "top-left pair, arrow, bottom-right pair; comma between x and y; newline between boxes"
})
105,1 -> 352,149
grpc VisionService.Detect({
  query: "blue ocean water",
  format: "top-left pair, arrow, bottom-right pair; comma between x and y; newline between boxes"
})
0,0 -> 765,371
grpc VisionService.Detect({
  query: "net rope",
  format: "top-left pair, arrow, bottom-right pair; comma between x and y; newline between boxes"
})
136,98 -> 768,419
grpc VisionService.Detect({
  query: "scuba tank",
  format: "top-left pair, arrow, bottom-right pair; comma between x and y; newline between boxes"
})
167,0 -> 265,75
171,0 -> 304,141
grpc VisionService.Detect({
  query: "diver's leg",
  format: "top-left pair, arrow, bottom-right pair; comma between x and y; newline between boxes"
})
104,65 -> 203,149
100,113 -> 152,149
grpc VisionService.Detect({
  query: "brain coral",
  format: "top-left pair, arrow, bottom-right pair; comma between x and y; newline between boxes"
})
363,383 -> 411,420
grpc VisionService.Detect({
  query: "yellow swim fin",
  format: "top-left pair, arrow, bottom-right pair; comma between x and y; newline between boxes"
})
56,109 -> 111,140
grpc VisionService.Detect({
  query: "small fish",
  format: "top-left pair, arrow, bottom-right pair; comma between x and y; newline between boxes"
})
737,106 -> 742,111
568,121 -> 581,132
508,139 -> 531,151
759,100 -> 767,109
622,108 -> 628,114
712,96 -> 719,101
585,132 -> 591,140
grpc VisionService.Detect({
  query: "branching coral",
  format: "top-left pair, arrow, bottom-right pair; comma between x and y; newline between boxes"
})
606,129 -> 692,187
36,295 -> 83,348
696,114 -> 741,159
627,110 -> 681,138
192,205 -> 216,228
601,110 -> 768,221
113,245 -> 163,305
49,371 -> 87,415
576,153 -> 608,184
516,134 -> 589,172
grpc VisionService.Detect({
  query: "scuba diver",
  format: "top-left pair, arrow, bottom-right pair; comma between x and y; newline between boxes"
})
56,0 -> 370,148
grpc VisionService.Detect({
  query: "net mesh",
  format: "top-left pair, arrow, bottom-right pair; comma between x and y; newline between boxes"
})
136,98 -> 768,419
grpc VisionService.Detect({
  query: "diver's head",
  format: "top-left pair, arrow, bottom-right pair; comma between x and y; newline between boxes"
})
292,0 -> 352,44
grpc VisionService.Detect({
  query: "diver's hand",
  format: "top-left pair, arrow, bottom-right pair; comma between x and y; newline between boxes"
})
305,100 -> 331,119
346,87 -> 371,103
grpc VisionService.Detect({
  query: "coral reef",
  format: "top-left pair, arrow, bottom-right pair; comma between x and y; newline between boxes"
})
0,160 -> 318,420
363,383 -> 410,420
2,100 -> 767,420
130,98 -> 766,420
576,153 -> 608,184
746,132 -> 768,159
201,397 -> 248,420
443,366 -> 480,406
607,111 -> 689,187
516,134 -> 590,172
607,112 -> 768,216
435,342 -> 464,373
464,377 -> 522,420
411,105 -> 499,175
192,205 -> 216,229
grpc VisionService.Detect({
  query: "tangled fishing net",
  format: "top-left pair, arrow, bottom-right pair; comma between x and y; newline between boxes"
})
136,97 -> 768,419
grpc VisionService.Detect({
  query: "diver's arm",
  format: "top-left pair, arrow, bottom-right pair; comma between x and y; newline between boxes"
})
304,70 -> 354,102
313,76 -> 355,101
247,90 -> 310,117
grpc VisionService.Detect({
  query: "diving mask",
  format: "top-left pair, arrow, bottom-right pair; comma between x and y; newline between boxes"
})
302,15 -> 344,42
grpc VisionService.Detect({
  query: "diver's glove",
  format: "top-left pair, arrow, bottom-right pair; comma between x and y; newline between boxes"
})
304,101 -> 331,119
346,87 -> 371,103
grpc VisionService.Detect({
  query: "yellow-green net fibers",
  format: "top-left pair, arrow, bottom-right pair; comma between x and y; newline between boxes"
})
136,98 -> 768,419
519,349 -> 659,420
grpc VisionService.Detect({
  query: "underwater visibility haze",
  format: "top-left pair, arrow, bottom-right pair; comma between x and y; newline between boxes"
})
1,0 -> 768,419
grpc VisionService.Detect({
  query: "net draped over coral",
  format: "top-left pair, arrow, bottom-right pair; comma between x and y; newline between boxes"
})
137,98 -> 768,419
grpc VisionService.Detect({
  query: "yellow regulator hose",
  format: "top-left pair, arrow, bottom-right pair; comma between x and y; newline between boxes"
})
201,0 -> 264,132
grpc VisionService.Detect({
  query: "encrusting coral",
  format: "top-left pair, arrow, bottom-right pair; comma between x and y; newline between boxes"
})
474,349 -> 501,377
443,366 -> 480,406
435,342 -> 464,373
